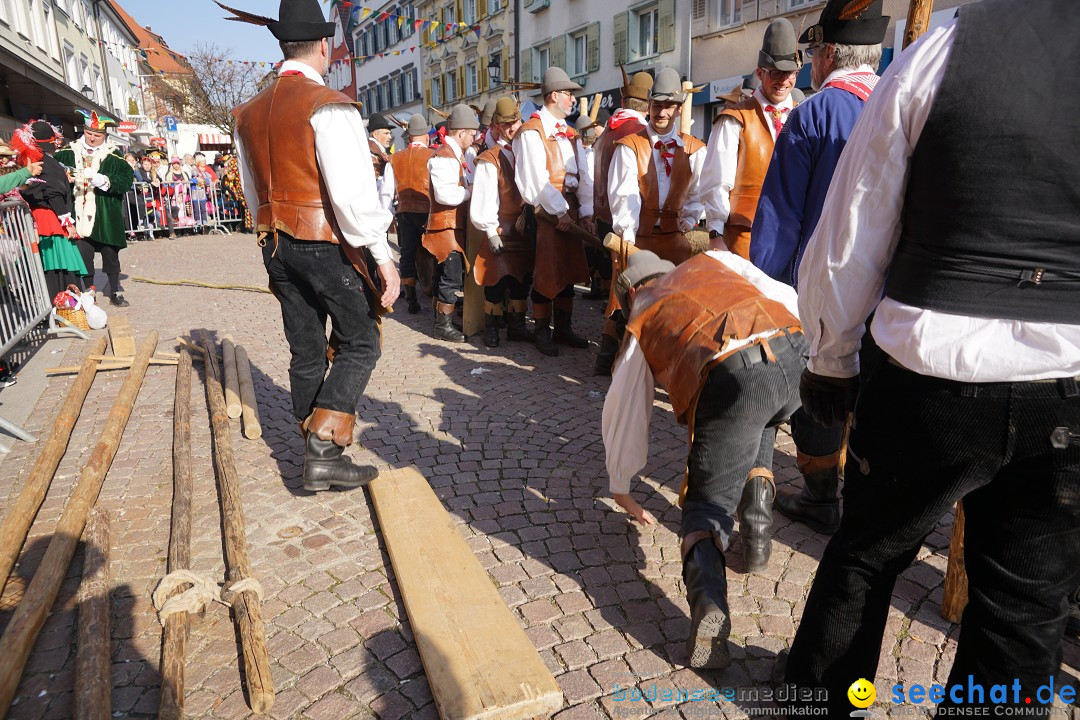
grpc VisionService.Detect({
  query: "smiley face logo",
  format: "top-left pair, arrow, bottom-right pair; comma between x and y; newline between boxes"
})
847,678 -> 877,709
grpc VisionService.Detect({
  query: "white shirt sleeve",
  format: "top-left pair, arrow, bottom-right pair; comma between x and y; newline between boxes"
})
798,21 -> 956,379
233,135 -> 259,227
469,160 -> 501,241
608,144 -> 642,245
378,161 -> 396,213
709,249 -> 800,319
700,116 -> 740,234
311,103 -> 393,264
429,154 -> 470,205
513,130 -> 570,216
576,144 -> 595,218
682,145 -> 708,228
601,336 -> 654,496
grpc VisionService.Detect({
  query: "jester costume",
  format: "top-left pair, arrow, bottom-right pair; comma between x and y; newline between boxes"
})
220,154 -> 252,231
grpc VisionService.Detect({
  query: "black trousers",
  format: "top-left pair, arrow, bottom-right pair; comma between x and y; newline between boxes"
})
434,251 -> 464,305
262,234 -> 381,422
76,239 -> 121,296
785,359 -> 1080,717
483,275 -> 531,304
396,211 -> 426,280
681,332 -> 807,544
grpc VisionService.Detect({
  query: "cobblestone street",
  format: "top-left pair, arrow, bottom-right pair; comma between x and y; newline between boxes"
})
1,233 -> 1077,720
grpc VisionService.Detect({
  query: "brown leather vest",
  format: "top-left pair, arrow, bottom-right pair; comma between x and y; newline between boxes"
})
426,143 -> 467,232
719,98 -> 776,229
518,116 -> 575,193
232,74 -> 357,243
390,145 -> 433,214
476,146 -> 524,224
370,138 -> 390,178
593,114 -> 648,223
616,131 -> 706,234
626,253 -> 801,424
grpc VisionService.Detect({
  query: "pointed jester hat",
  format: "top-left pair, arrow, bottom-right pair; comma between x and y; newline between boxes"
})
215,0 -> 335,41
76,109 -> 116,132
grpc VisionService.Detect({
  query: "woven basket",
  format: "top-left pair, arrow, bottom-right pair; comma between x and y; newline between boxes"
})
55,305 -> 90,330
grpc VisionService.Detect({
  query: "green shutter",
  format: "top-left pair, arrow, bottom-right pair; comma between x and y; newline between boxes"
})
586,22 -> 600,72
613,12 -> 629,66
550,34 -> 566,72
520,46 -> 533,82
658,0 -> 676,54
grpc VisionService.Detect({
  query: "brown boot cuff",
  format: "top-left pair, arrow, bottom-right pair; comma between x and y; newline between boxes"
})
681,530 -> 723,562
435,301 -> 456,314
305,408 -> 356,447
796,451 -> 841,475
402,277 -> 416,287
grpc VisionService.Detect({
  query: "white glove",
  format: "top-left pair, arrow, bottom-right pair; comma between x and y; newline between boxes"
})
90,173 -> 110,191
58,213 -> 74,227
488,233 -> 504,254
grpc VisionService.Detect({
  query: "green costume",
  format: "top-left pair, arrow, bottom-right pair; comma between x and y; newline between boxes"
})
55,140 -> 134,249
0,167 -> 32,194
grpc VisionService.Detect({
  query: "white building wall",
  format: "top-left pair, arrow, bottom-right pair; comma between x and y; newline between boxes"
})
351,0 -> 424,145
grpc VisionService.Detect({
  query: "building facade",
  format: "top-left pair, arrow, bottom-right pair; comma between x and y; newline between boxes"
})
350,0 -> 425,141
96,0 -> 140,120
328,1 -> 359,98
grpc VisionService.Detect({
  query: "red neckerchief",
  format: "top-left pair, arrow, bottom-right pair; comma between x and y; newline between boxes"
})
763,104 -> 790,135
822,71 -> 879,102
653,139 -> 678,176
608,109 -> 642,132
409,142 -> 427,148
280,70 -> 305,77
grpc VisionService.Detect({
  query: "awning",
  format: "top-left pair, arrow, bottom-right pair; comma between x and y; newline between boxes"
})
198,133 -> 232,146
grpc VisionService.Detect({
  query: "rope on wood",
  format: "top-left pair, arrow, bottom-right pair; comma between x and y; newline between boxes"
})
130,277 -> 272,294
151,571 -> 265,625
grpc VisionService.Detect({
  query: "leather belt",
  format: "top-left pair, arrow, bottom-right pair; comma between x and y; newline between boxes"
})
719,331 -> 802,371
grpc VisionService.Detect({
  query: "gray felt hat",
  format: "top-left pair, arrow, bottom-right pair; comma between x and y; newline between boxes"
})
405,113 -> 430,136
616,250 -> 676,314
759,19 -> 800,72
650,67 -> 686,103
541,66 -> 583,95
447,104 -> 480,130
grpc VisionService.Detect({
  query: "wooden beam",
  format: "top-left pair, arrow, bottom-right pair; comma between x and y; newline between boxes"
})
370,466 -> 563,720
0,336 -> 107,598
0,332 -> 157,719
74,507 -> 110,720
463,223 -> 485,338
233,345 -> 262,440
108,316 -> 136,357
222,337 -> 242,419
158,349 -> 193,720
45,358 -> 178,374
903,0 -> 935,49
197,330 -> 274,714
941,501 -> 968,623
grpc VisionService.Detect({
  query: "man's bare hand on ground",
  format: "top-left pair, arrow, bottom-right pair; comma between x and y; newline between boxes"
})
612,493 -> 656,525
377,260 -> 400,309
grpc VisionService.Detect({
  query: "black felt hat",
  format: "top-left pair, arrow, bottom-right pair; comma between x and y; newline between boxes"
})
215,0 -> 335,42
799,0 -> 889,45
367,112 -> 395,131
32,121 -> 60,143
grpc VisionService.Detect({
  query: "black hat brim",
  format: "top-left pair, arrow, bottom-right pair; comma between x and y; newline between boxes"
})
799,15 -> 889,45
269,20 -> 336,41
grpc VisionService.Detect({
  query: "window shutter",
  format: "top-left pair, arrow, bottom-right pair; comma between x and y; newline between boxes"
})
520,46 -> 532,83
658,0 -> 676,53
613,12 -> 629,66
502,46 -> 510,83
586,22 -> 600,72
457,71 -> 465,100
478,0 -> 487,20
550,34 -> 565,72
455,0 -> 464,26
479,62 -> 488,91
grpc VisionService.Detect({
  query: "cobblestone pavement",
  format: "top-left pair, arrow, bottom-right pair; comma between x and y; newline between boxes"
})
1,233 -> 1077,720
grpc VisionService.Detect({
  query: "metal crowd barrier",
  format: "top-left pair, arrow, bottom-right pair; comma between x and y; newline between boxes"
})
123,178 -> 248,240
0,198 -> 88,443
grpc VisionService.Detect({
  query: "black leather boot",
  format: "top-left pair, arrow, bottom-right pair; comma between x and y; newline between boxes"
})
534,315 -> 558,356
302,409 -> 378,492
737,474 -> 775,572
582,275 -> 606,300
682,534 -> 731,669
505,310 -> 535,342
434,301 -> 466,342
484,312 -> 500,348
774,454 -> 841,534
552,301 -> 589,348
593,334 -> 620,376
403,283 -> 421,314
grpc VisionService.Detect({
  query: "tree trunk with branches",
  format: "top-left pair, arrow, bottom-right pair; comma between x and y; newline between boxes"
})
179,43 -> 263,135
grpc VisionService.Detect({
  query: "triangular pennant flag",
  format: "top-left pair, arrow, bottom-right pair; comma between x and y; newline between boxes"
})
362,7 -> 372,18
414,18 -> 423,29
397,16 -> 404,27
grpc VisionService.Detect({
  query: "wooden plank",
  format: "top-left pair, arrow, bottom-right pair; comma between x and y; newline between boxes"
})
370,467 -> 563,720
463,223 -> 486,338
941,500 -> 968,623
108,316 -> 136,357
74,507 -> 110,720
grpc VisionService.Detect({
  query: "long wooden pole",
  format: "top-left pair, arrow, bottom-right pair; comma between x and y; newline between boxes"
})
679,81 -> 695,135
74,507 -> 110,720
0,331 -> 157,719
222,337 -> 242,419
0,336 -> 107,598
903,0 -> 935,49
941,501 -> 967,623
233,345 -> 262,440
158,349 -> 192,720
197,331 -> 274,714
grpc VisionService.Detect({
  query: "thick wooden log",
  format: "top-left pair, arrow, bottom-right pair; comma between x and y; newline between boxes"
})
463,223 -> 485,338
0,336 -> 107,598
197,330 -> 273,714
941,500 -> 968,623
74,507 -> 110,720
903,0 -> 935,49
158,349 -> 193,720
233,345 -> 263,441
0,331 -> 157,719
222,337 -> 242,419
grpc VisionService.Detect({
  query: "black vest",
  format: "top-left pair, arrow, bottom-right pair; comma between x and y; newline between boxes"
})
883,0 -> 1080,324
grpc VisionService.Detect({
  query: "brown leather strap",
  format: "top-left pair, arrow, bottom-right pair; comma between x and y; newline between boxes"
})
796,450 -> 841,475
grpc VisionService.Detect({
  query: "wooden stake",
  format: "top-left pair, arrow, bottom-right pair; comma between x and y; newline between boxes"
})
589,93 -> 602,122
222,337 -> 242,419
941,500 -> 968,623
197,330 -> 273,714
74,507 -> 110,720
578,95 -> 589,119
679,81 -> 695,135
158,349 -> 192,720
903,0 -> 935,49
233,345 -> 262,441
0,332 -> 157,719
45,358 -> 177,375
0,336 -> 107,599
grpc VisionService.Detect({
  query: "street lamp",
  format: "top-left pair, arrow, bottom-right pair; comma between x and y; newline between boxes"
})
81,84 -> 95,102
488,57 -> 501,87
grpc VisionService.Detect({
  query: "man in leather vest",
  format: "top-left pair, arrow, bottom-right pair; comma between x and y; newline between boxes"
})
469,97 -> 535,348
592,71 -> 653,375
602,248 -> 806,669
381,114 -> 433,314
782,1 -> 1080,714
367,112 -> 394,183
750,0 -> 889,539
227,0 -> 399,493
513,66 -> 592,356
424,104 -> 478,342
701,19 -> 799,259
